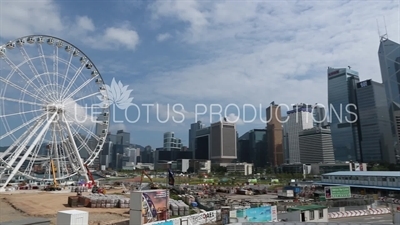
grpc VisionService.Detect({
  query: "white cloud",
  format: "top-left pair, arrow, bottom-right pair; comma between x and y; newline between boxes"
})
224,113 -> 244,125
149,0 -> 208,42
0,1 -> 140,51
157,33 -> 172,42
138,0 -> 400,112
63,98 -> 96,128
0,0 -> 63,39
101,27 -> 140,50
76,16 -> 95,32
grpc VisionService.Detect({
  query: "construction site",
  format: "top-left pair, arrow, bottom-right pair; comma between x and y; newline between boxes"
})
1,170 -> 398,225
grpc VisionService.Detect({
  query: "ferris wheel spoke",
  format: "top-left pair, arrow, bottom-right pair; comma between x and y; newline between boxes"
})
1,113 -> 58,189
0,96 -> 45,107
62,113 -> 89,181
18,46 -> 53,98
0,113 -> 46,141
56,121 -> 80,173
68,92 -> 102,105
0,117 -> 46,179
0,128 -> 39,163
63,139 -> 79,173
0,108 -> 43,118
53,46 -> 59,99
61,61 -> 87,99
60,51 -> 74,101
3,118 -> 46,166
0,76 -> 48,103
51,122 -> 62,178
0,118 -> 44,178
66,116 -> 100,141
2,56 -> 44,95
37,43 -> 54,92
73,128 -> 94,156
64,75 -> 99,101
56,122 -> 71,178
23,132 -> 48,176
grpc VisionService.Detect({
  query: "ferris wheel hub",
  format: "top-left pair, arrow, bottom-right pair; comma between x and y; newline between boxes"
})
44,103 -> 65,114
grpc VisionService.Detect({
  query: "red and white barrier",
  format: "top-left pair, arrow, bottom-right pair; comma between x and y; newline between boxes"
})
328,208 -> 391,219
379,197 -> 400,204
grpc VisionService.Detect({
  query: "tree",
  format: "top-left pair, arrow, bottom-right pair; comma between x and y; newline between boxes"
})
211,166 -> 227,174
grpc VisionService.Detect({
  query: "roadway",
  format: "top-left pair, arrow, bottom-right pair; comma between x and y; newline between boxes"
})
330,214 -> 394,224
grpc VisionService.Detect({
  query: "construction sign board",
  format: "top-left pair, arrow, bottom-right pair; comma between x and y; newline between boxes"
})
324,186 -> 351,199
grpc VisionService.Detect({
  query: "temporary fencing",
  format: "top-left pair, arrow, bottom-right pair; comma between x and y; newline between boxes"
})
328,207 -> 391,219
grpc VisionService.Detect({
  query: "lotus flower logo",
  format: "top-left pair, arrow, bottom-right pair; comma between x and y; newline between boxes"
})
97,78 -> 134,110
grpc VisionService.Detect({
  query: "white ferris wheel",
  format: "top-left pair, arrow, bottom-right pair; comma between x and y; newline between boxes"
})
0,35 -> 110,190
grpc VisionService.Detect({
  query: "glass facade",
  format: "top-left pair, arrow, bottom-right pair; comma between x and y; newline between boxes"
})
238,129 -> 267,168
378,38 -> 400,161
356,80 -> 395,163
327,67 -> 360,162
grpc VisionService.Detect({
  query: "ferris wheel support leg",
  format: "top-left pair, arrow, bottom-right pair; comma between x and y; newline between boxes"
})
52,125 -> 61,178
0,113 -> 58,190
0,117 -> 45,180
0,119 -> 44,187
63,114 -> 89,182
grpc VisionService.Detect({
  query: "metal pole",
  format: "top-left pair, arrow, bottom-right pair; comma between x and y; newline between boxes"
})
391,202 -> 394,224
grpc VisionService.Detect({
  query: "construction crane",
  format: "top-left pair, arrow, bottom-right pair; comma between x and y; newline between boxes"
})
44,159 -> 61,191
139,170 -> 159,190
84,164 -> 106,194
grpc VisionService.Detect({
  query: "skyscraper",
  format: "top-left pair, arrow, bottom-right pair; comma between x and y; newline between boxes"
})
282,116 -> 289,164
327,67 -> 361,162
163,132 -> 182,151
210,121 -> 237,164
286,104 -> 314,163
266,102 -> 284,167
356,79 -> 395,163
238,129 -> 267,168
313,104 -> 328,128
116,130 -> 130,146
189,121 -> 203,151
378,37 -> 400,161
299,126 -> 335,164
195,127 -> 210,160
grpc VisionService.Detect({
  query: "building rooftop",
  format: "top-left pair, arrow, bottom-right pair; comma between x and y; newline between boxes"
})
323,171 -> 400,177
313,182 -> 400,191
287,204 -> 326,212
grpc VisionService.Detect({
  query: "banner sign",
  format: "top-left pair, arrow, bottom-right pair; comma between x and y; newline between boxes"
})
325,186 -> 351,199
146,210 -> 220,225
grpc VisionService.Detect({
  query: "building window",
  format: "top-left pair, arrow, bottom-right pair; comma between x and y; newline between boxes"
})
309,210 -> 314,220
319,210 -> 324,218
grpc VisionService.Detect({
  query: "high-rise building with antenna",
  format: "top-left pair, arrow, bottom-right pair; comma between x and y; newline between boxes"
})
378,36 -> 400,163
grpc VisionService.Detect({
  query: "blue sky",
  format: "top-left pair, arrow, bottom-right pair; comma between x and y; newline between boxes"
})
0,0 -> 399,148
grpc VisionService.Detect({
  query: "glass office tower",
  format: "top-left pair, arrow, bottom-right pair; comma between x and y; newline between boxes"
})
327,67 -> 361,162
356,79 -> 395,163
378,37 -> 400,162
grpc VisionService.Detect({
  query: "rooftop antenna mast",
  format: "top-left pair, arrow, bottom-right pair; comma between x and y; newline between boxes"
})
383,16 -> 389,39
378,16 -> 388,42
376,19 -> 381,40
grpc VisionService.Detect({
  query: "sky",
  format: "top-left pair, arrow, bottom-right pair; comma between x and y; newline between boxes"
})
0,0 -> 399,148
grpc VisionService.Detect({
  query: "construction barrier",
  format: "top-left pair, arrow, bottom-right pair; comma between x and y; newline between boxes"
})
379,196 -> 400,204
328,208 -> 391,219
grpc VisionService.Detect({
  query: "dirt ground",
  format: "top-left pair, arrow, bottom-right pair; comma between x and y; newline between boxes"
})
0,189 -> 130,225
